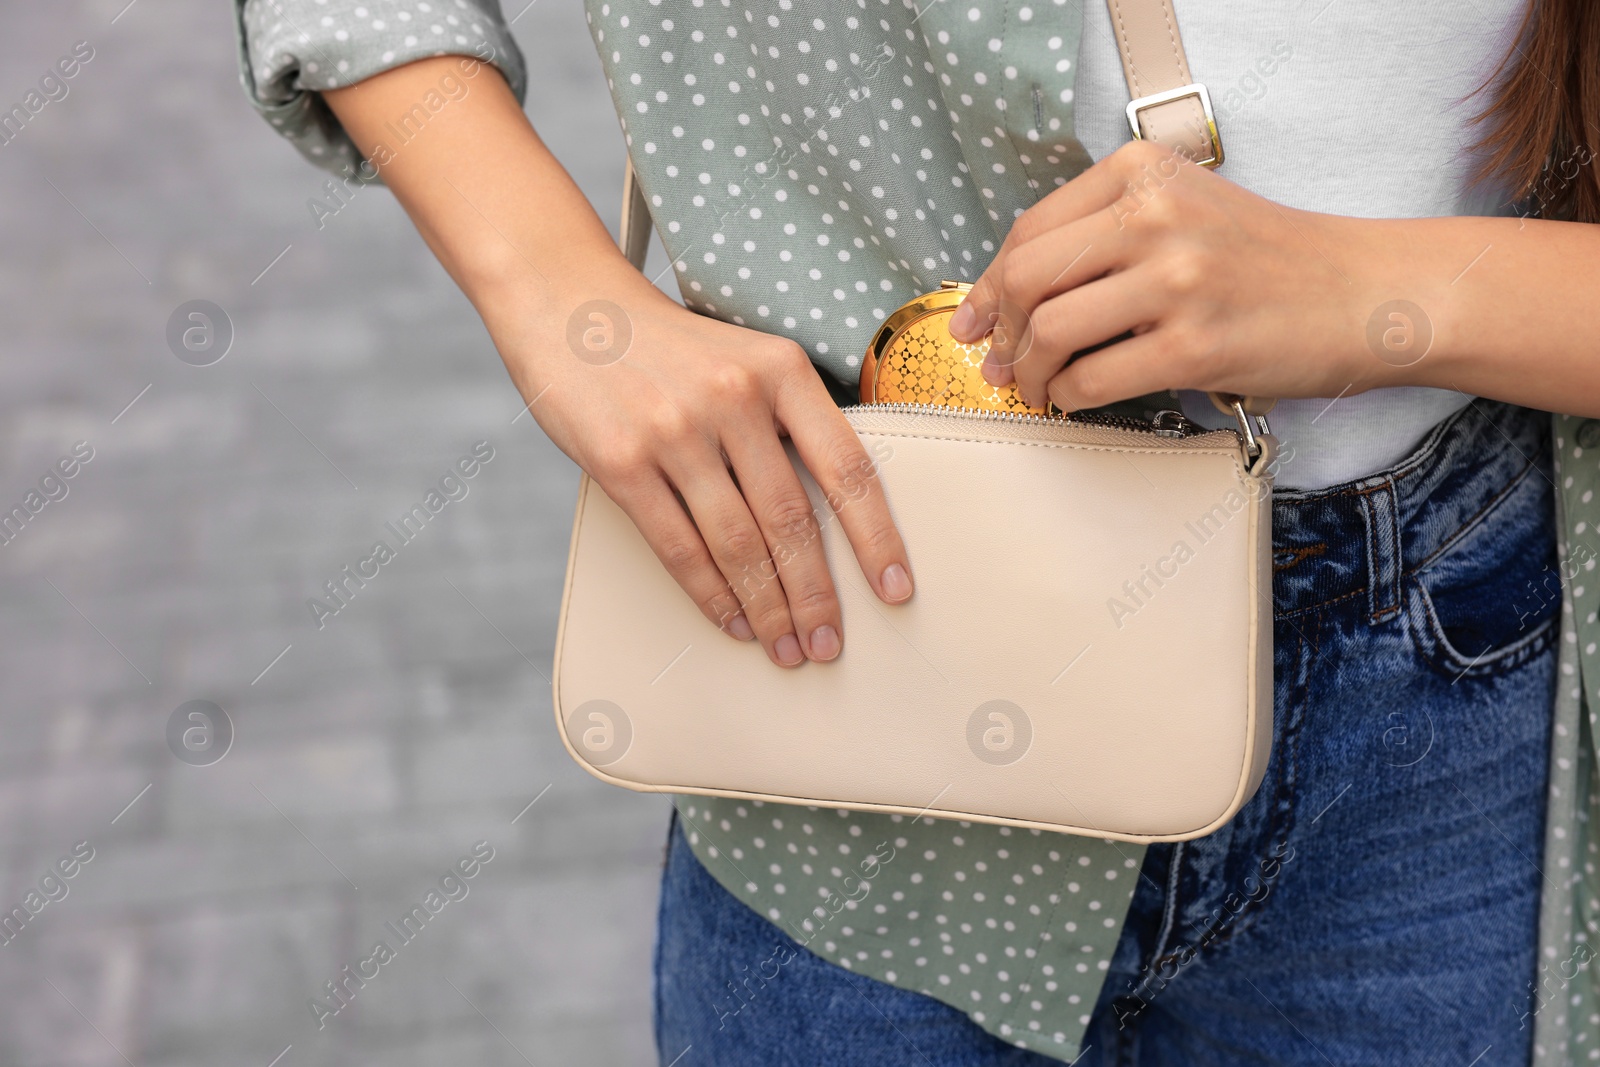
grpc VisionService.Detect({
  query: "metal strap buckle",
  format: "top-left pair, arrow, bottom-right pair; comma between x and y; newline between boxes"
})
1125,83 -> 1224,168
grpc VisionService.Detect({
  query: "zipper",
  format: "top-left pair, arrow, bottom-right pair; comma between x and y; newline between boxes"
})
841,401 -> 1213,440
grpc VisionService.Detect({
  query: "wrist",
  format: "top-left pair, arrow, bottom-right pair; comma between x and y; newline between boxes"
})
1323,214 -> 1446,393
469,247 -> 684,388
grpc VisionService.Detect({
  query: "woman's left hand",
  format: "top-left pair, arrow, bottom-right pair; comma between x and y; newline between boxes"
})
948,140 -> 1393,412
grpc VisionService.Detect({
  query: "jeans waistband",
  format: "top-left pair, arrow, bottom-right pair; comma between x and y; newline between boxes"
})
1270,400 -> 1551,619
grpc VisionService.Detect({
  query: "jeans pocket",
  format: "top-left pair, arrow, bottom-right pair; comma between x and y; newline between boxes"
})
1407,569 -> 1559,680
1405,455 -> 1559,679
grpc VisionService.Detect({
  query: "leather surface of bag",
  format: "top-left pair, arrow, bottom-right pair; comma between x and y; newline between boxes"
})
555,393 -> 1274,843
552,0 -> 1277,842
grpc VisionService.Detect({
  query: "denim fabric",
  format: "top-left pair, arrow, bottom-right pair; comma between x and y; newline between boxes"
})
654,808 -> 1065,1066
1081,399 -> 1558,1065
654,400 -> 1558,1066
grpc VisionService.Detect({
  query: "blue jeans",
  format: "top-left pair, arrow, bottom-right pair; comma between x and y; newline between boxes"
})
654,401 -> 1558,1066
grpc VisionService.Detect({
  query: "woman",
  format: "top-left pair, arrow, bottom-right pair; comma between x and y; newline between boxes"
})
235,0 -> 1600,1062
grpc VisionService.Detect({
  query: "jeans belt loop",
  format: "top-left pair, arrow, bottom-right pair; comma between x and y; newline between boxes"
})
1360,477 -> 1403,622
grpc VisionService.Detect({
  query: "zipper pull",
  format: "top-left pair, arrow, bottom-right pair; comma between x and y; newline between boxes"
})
1150,409 -> 1201,437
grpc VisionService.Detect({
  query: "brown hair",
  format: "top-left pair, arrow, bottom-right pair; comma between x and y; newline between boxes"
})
1474,0 -> 1600,222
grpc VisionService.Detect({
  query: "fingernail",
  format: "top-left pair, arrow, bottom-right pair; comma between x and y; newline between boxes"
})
981,357 -> 1001,386
808,624 -> 840,661
727,613 -> 754,640
775,633 -> 804,666
881,563 -> 913,602
949,301 -> 978,340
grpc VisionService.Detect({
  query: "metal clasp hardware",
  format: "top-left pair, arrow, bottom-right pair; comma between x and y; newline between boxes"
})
1125,83 -> 1224,168
1230,398 -> 1273,471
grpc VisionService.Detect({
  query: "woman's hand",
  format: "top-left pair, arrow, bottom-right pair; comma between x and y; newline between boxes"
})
949,140 -> 1385,412
322,57 -> 912,670
484,269 -> 914,669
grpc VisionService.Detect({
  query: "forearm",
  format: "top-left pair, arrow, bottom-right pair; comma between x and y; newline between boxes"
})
1337,213 -> 1600,416
321,57 -> 668,329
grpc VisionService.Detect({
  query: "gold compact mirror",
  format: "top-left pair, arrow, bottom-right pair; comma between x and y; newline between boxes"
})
858,280 -> 1049,416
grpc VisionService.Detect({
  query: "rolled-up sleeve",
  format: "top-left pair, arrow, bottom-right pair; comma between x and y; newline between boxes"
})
232,0 -> 528,180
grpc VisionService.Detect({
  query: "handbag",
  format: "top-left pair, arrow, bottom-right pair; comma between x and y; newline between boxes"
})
550,0 -> 1278,843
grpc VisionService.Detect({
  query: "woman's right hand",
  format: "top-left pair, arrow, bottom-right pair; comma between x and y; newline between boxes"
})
320,58 -> 910,667
484,269 -> 914,669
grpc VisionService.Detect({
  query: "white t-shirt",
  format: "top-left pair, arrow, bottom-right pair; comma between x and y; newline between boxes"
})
1073,0 -> 1527,489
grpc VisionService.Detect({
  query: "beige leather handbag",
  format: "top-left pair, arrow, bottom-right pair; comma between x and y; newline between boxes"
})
551,0 -> 1277,844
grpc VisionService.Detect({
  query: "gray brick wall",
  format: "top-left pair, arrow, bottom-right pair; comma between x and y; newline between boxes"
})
0,2 -> 676,1064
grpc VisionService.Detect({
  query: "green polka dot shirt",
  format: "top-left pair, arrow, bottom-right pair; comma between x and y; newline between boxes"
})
232,0 -> 1600,1058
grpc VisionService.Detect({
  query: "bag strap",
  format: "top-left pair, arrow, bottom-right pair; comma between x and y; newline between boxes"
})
620,157 -> 652,270
1104,0 -> 1222,168
1105,0 -> 1275,421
